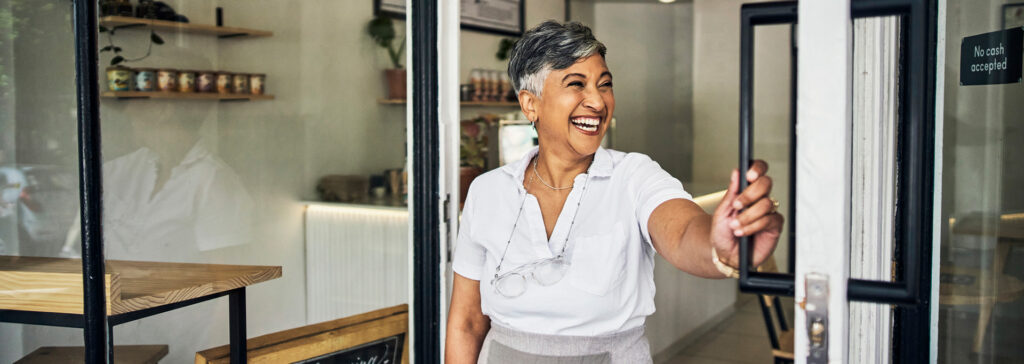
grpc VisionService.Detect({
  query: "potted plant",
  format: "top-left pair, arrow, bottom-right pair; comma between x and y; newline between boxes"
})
460,114 -> 499,207
367,15 -> 406,100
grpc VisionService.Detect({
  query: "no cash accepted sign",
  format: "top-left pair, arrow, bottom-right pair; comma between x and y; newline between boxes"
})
960,27 -> 1023,86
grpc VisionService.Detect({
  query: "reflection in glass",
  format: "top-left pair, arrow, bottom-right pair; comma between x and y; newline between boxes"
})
938,0 -> 1024,362
62,103 -> 254,262
4,0 -> 414,362
0,0 -> 82,362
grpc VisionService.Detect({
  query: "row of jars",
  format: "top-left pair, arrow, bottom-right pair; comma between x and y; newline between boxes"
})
465,68 -> 514,102
106,67 -> 267,95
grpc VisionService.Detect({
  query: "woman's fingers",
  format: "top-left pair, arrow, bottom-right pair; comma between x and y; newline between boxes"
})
746,159 -> 769,182
715,169 -> 741,217
732,175 -> 773,210
733,197 -> 773,227
734,211 -> 782,237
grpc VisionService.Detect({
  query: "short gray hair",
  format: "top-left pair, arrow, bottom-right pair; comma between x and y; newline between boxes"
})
508,21 -> 606,97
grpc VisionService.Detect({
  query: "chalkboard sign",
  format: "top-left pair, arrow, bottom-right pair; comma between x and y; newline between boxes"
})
960,27 -> 1023,86
296,334 -> 405,364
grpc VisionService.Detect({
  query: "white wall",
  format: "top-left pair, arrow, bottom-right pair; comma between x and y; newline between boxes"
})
594,1 -> 693,181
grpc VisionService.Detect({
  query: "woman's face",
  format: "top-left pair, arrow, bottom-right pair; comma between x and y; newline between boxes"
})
528,54 -> 614,158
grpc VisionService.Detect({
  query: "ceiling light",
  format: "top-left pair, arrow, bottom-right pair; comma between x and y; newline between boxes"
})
659,0 -> 677,3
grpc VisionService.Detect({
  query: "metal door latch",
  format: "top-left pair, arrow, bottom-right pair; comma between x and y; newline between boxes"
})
805,273 -> 829,364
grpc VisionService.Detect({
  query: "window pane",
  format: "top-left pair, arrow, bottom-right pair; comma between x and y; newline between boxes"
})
937,1 -> 1024,362
12,1 -> 413,362
0,0 -> 83,362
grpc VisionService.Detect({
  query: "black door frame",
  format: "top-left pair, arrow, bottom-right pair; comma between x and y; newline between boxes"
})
411,0 -> 442,363
735,0 -> 938,362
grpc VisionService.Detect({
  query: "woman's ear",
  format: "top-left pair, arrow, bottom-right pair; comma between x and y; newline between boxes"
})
518,90 -> 539,122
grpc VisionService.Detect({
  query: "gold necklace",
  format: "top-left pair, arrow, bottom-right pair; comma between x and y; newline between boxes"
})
533,158 -> 574,191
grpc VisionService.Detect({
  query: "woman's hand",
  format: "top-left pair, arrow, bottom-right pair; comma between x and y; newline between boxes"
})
710,160 -> 784,270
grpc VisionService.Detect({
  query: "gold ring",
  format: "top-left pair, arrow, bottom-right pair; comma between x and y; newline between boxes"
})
770,198 -> 780,214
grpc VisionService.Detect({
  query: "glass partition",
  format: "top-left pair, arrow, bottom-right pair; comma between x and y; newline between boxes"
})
5,0 -> 414,362
937,0 -> 1024,362
0,0 -> 84,362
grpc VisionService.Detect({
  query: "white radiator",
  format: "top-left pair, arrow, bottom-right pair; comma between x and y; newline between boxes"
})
305,203 -> 409,324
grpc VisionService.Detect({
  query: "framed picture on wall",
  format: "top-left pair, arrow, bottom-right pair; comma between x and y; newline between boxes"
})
375,0 -> 526,37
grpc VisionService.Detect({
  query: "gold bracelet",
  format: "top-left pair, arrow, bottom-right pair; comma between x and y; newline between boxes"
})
711,247 -> 739,279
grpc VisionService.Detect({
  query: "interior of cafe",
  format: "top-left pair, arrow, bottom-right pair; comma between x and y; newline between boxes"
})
2,0 -> 1022,363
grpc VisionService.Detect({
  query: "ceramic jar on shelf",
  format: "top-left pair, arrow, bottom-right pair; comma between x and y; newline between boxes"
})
249,74 -> 266,95
106,66 -> 132,91
216,72 -> 232,94
156,69 -> 177,92
197,71 -> 216,93
134,68 -> 156,91
177,70 -> 197,92
232,73 -> 250,94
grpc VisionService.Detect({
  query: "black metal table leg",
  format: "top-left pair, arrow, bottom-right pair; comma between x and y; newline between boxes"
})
108,322 -> 115,363
229,288 -> 247,364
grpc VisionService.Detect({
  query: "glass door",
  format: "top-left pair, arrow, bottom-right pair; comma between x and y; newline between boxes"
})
736,0 -> 937,362
935,0 -> 1024,362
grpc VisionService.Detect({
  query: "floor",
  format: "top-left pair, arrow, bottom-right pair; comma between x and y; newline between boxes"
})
665,295 -> 791,364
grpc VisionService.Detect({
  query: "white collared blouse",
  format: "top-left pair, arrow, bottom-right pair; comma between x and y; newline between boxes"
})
453,147 -> 692,336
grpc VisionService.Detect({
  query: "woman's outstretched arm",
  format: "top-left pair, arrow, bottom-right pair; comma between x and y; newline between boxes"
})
648,160 -> 784,278
445,273 -> 491,363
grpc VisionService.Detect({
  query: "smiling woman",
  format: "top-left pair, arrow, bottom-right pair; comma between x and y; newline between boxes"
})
445,21 -> 784,364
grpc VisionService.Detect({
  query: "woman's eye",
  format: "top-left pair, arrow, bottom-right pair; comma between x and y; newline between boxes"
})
568,81 -> 584,88
600,82 -> 613,88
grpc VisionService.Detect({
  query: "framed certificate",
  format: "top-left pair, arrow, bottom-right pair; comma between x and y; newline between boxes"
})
375,0 -> 526,37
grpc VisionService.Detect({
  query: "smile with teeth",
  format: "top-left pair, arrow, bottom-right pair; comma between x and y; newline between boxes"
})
570,116 -> 601,133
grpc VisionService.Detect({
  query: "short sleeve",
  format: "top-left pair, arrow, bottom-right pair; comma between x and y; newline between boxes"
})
452,187 -> 486,281
627,154 -> 692,246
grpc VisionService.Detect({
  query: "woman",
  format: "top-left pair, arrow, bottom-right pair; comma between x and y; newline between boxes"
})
447,21 -> 783,363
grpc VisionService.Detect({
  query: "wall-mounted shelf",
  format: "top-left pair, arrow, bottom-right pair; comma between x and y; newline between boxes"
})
99,16 -> 273,38
379,99 -> 519,107
103,91 -> 275,101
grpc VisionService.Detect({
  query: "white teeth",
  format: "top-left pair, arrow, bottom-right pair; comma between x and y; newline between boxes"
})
574,117 -> 600,126
570,117 -> 601,132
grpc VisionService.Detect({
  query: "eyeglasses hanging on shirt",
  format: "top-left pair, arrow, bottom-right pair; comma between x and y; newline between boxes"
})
491,166 -> 592,298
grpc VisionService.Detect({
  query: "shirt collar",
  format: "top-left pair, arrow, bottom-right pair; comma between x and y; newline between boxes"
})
137,140 -> 210,168
501,146 -> 613,188
179,140 -> 210,167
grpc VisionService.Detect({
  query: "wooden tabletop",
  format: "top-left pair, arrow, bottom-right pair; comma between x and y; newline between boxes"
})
950,212 -> 1024,240
0,256 -> 281,315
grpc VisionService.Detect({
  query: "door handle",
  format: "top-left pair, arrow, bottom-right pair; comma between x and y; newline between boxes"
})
737,1 -> 798,297
736,0 -> 933,306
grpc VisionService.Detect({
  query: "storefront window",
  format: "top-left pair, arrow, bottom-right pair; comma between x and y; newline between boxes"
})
937,0 -> 1024,362
3,1 -> 413,362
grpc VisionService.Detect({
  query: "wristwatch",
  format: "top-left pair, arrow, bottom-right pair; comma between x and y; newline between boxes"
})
711,247 -> 740,279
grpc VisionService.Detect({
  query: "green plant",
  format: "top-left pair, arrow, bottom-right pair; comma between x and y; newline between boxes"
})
367,16 -> 405,69
99,24 -> 164,66
460,114 -> 499,169
496,37 -> 518,61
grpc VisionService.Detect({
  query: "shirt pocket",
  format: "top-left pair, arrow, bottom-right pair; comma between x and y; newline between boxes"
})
567,222 -> 628,296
